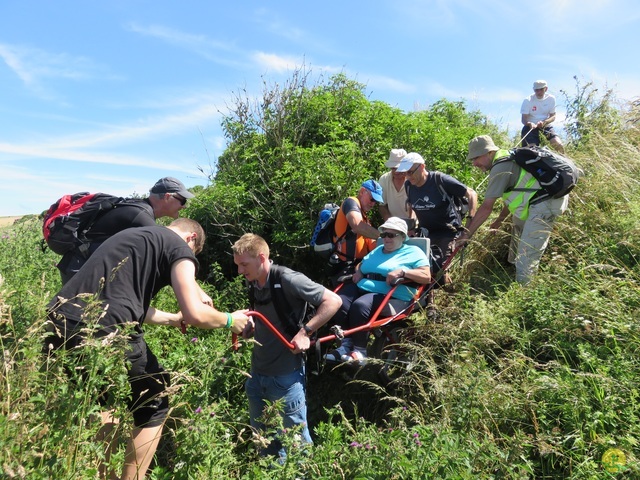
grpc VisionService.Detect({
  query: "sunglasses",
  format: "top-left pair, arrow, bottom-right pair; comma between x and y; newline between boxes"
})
172,194 -> 187,206
404,166 -> 420,176
380,231 -> 401,239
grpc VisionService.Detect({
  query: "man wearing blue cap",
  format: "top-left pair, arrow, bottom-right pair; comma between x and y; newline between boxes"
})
332,179 -> 383,268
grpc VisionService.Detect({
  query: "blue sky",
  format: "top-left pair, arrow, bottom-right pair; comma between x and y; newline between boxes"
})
1,0 -> 638,216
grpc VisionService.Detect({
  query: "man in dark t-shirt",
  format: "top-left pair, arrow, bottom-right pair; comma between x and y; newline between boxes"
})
57,176 -> 194,284
396,152 -> 477,264
232,233 -> 342,461
44,218 -> 250,479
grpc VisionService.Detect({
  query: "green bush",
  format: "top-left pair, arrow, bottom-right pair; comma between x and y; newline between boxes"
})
188,70 -> 494,281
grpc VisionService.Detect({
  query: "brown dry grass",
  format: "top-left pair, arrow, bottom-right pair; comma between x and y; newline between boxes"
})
0,216 -> 22,229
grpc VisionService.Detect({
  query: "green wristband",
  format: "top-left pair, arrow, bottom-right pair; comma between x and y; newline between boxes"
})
224,312 -> 233,329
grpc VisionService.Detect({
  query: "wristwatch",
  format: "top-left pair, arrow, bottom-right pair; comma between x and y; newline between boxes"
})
303,324 -> 314,337
400,268 -> 408,278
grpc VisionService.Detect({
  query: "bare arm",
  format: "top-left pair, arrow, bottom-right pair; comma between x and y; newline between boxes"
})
490,205 -> 511,230
456,197 -> 498,247
522,113 -> 534,128
465,187 -> 478,220
387,264 -> 431,285
170,259 -> 249,334
346,210 -> 380,239
197,284 -> 213,306
290,289 -> 342,353
144,307 -> 181,327
538,112 -> 556,128
379,204 -> 392,221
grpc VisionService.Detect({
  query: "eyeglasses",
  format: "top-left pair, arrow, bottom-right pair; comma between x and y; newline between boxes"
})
404,166 -> 420,176
380,231 -> 401,239
172,194 -> 187,206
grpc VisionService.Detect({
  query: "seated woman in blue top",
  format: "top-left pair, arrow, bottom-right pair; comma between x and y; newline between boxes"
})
325,217 -> 431,364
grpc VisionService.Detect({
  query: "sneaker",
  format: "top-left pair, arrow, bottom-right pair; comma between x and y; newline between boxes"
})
323,346 -> 351,363
343,349 -> 367,366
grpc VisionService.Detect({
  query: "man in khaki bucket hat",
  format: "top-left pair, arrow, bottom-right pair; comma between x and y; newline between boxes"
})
458,135 -> 569,284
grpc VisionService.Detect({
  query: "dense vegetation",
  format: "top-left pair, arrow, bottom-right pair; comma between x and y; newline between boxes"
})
1,74 -> 638,479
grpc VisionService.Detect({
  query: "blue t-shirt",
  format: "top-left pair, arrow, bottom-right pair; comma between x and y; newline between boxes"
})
357,243 -> 430,301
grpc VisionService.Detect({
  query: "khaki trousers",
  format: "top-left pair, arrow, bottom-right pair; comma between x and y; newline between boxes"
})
508,195 -> 569,284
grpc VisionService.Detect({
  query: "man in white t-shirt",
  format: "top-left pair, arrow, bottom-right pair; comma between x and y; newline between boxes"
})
520,80 -> 565,153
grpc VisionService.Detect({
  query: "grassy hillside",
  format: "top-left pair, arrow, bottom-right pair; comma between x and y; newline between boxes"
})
1,101 -> 639,478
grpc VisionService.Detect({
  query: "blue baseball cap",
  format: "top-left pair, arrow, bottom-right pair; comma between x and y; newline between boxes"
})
361,179 -> 383,203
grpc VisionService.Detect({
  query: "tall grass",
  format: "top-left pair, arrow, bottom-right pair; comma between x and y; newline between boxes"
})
1,89 -> 639,478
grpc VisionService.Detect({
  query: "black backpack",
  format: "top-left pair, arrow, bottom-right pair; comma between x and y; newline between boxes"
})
495,146 -> 582,204
42,192 -> 124,255
248,264 -> 315,339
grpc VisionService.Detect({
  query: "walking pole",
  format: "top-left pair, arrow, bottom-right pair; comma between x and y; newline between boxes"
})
514,125 -> 536,148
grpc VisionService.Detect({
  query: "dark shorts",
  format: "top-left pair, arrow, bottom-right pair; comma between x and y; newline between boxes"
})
44,320 -> 170,428
521,125 -> 558,146
127,340 -> 170,428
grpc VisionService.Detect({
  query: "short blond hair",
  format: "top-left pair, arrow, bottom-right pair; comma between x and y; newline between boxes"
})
169,218 -> 205,254
232,233 -> 269,258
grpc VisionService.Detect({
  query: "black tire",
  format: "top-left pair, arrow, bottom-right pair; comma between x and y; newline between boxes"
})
370,323 -> 415,385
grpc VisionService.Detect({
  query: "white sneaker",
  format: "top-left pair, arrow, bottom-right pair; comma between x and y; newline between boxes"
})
323,346 -> 350,363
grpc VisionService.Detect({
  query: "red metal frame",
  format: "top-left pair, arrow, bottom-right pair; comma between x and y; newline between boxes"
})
230,245 -> 464,351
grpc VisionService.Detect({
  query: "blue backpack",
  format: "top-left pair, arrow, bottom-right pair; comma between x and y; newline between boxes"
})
310,203 -> 344,259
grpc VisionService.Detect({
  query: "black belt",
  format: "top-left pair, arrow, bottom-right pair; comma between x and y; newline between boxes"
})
364,273 -> 386,281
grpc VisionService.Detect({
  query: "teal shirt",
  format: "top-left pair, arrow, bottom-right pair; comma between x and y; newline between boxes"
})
357,243 -> 430,301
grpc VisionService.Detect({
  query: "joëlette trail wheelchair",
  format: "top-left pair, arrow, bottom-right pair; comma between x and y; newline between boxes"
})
234,237 -> 463,385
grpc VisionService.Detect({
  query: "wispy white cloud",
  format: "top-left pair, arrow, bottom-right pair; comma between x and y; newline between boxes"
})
0,89 -> 224,181
126,23 -> 234,52
54,104 -> 222,149
356,73 -> 417,95
252,8 -> 307,43
125,22 -> 247,68
0,164 -> 207,216
0,141 -> 197,173
0,43 -> 111,98
252,52 -> 305,73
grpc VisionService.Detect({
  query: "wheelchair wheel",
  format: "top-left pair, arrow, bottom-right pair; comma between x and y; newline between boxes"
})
370,323 -> 415,385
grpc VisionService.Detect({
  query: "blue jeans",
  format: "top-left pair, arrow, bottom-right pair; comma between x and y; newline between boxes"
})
245,367 -> 312,458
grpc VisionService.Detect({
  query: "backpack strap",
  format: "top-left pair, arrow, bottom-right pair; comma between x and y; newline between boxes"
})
490,151 -> 543,199
433,171 -> 448,199
334,199 -> 358,262
249,264 -> 308,339
76,195 -> 125,255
